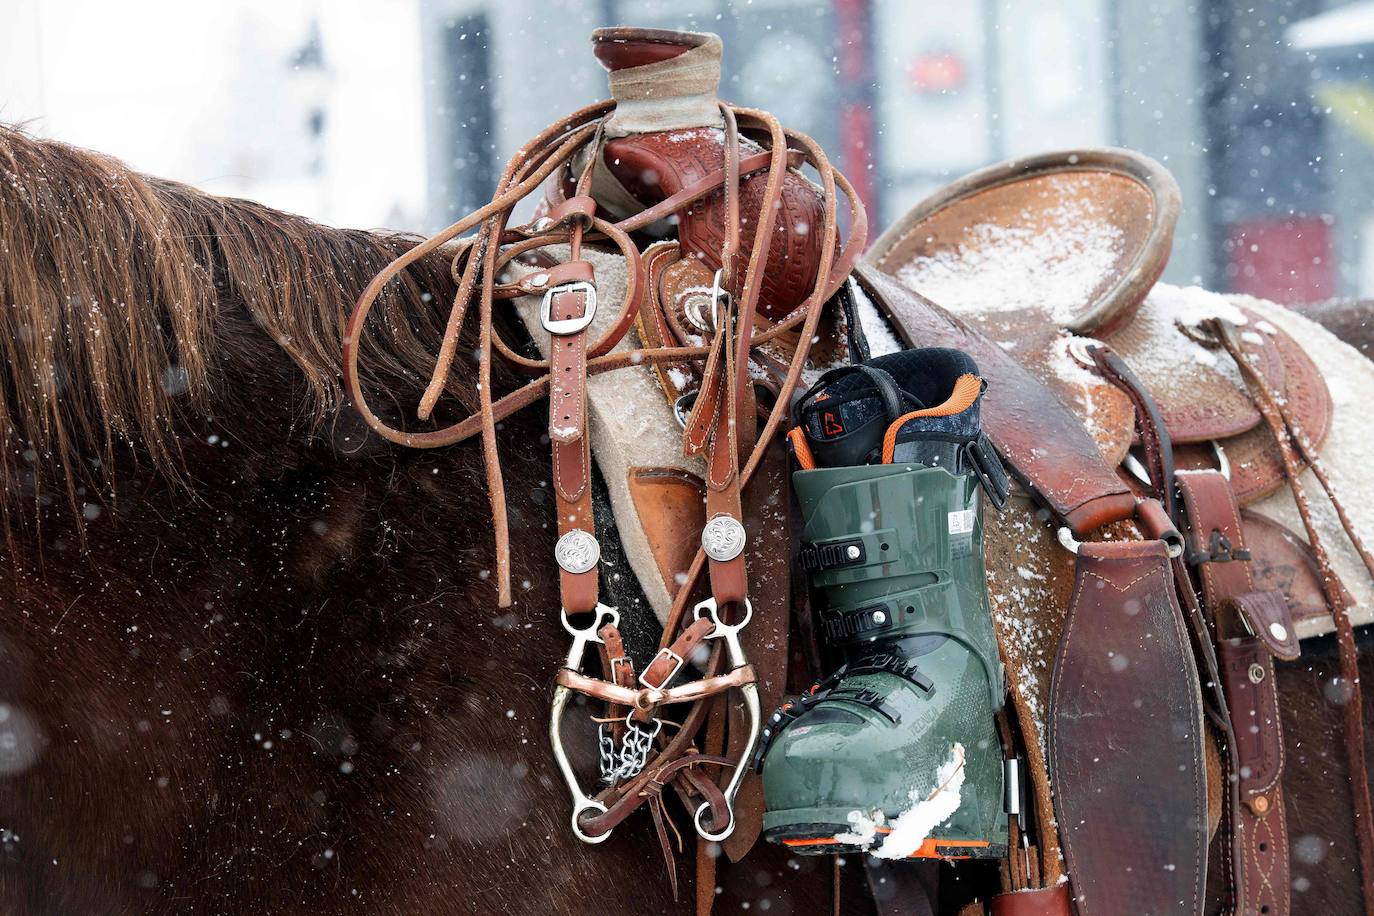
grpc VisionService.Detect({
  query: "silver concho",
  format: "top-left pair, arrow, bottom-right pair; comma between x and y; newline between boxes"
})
701,515 -> 747,562
555,529 -> 600,575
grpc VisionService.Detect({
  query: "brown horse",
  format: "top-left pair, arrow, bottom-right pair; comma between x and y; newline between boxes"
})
0,125 -> 1369,915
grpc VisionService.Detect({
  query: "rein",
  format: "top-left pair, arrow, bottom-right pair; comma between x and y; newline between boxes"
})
344,98 -> 865,857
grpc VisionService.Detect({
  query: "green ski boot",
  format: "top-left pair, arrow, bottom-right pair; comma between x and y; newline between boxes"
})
759,348 -> 1012,860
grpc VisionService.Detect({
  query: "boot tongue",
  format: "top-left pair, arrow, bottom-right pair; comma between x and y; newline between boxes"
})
795,370 -> 915,468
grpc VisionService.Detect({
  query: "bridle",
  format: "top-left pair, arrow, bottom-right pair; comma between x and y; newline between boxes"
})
343,98 -> 865,852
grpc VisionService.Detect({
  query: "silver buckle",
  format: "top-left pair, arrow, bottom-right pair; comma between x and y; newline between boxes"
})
639,648 -> 685,689
541,281 -> 597,336
708,268 -> 731,332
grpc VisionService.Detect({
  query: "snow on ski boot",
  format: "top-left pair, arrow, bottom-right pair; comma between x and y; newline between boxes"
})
758,348 -> 1012,859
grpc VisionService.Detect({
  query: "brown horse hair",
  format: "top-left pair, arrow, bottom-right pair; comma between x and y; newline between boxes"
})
0,124 -> 463,533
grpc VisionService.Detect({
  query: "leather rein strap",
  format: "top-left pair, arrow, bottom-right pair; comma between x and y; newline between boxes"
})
343,100 -> 866,858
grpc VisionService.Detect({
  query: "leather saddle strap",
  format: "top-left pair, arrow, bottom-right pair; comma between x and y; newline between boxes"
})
853,265 -> 1137,535
1177,470 -> 1291,916
1090,344 -> 1245,910
1049,537 -> 1208,916
1089,346 -> 1177,518
1213,319 -> 1374,914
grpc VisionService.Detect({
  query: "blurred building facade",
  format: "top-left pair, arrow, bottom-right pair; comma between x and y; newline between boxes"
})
419,0 -> 1374,302
3,0 -> 1371,302
0,0 -> 429,231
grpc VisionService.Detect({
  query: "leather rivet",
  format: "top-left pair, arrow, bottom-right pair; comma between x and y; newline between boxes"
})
1268,621 -> 1288,642
529,273 -> 548,288
1248,663 -> 1266,684
1253,794 -> 1270,814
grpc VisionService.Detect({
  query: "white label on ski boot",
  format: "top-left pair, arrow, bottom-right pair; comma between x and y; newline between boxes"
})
948,509 -> 975,536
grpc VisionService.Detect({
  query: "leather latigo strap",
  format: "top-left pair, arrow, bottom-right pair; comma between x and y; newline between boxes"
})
853,264 -> 1136,536
1177,469 -> 1292,916
1049,537 -> 1208,916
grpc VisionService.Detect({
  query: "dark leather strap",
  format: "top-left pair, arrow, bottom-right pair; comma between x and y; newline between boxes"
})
853,264 -> 1136,536
1049,537 -> 1207,916
1090,346 -> 1177,519
1177,468 -> 1292,916
990,884 -> 1072,916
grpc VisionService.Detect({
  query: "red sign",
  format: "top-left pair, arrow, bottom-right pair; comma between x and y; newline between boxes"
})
907,50 -> 967,95
1227,217 -> 1334,305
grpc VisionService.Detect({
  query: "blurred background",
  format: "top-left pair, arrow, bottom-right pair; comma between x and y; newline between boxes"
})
1,0 -> 1371,302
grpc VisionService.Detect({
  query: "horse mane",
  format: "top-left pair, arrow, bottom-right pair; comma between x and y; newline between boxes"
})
0,124 -> 463,525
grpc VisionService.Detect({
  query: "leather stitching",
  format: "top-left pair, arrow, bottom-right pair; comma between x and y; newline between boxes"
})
1053,547 -> 1206,915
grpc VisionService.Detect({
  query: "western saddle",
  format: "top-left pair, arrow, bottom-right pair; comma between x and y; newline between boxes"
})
344,26 -> 1374,916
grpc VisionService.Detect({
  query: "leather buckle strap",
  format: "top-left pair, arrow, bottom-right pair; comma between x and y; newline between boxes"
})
547,273 -> 598,613
541,280 -> 598,336
1176,467 -> 1292,916
639,648 -> 685,690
